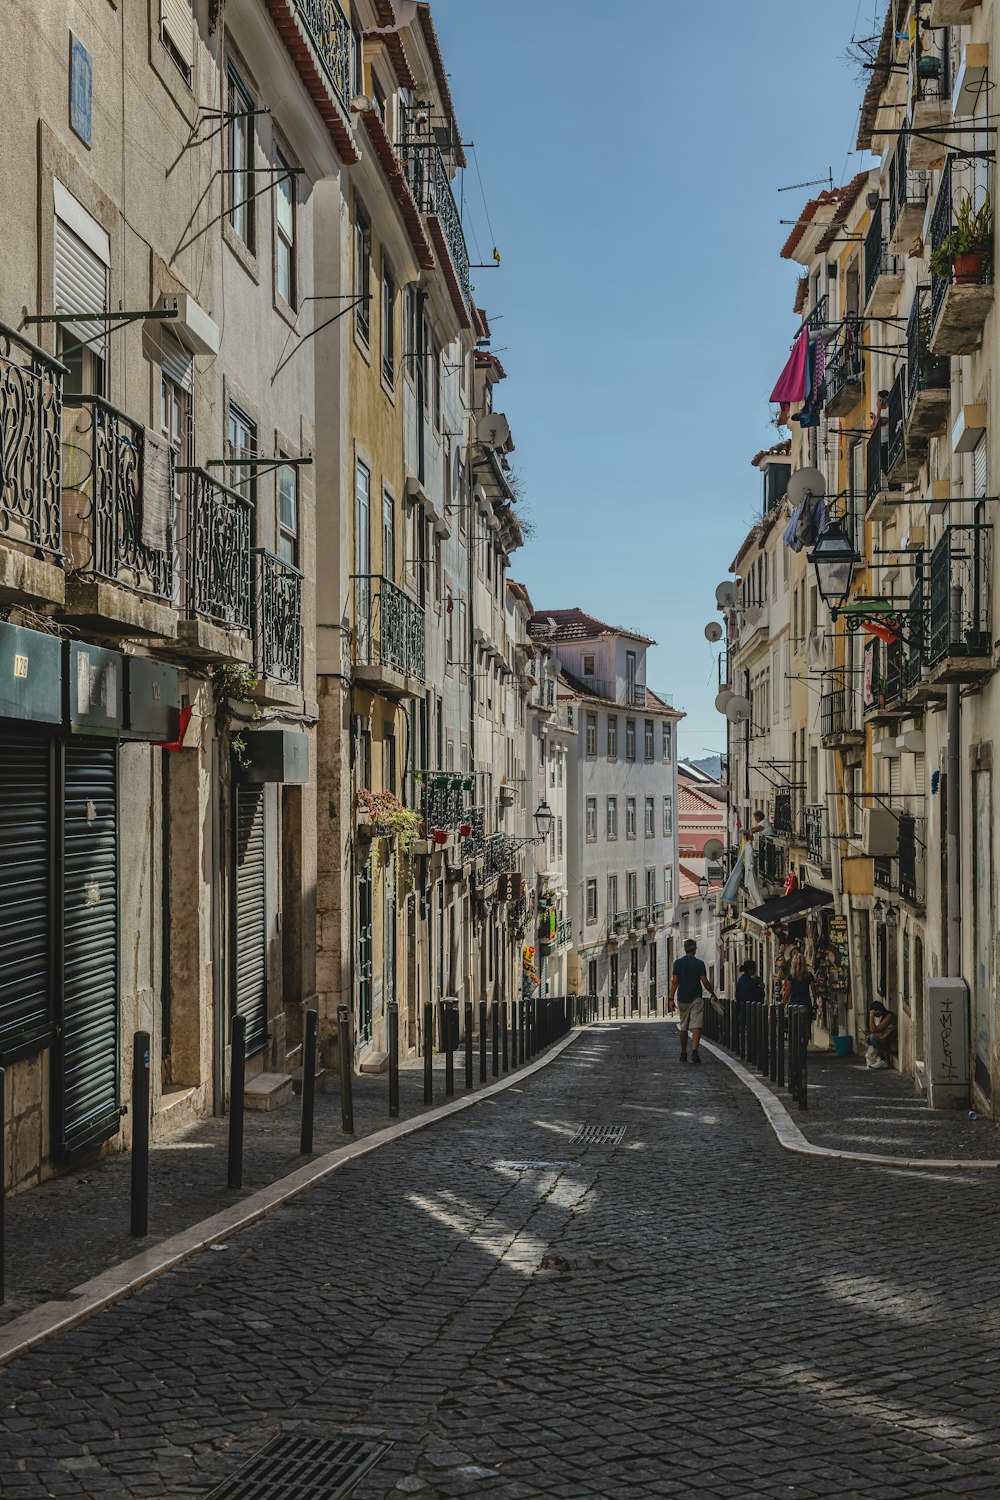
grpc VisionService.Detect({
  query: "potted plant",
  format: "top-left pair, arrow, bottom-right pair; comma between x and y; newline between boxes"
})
459,822 -> 472,838
929,192 -> 992,285
916,53 -> 941,82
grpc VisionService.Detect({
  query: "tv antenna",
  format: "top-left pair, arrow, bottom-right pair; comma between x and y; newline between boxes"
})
777,169 -> 834,194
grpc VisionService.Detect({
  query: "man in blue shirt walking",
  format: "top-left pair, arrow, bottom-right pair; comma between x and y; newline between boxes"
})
670,939 -> 719,1065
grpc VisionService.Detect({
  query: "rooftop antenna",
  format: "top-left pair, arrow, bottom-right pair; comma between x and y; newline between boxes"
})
777,168 -> 834,193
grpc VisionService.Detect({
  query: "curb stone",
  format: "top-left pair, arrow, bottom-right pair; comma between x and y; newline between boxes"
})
0,1029 -> 584,1369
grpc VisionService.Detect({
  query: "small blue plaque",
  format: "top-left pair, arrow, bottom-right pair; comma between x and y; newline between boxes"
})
70,33 -> 92,147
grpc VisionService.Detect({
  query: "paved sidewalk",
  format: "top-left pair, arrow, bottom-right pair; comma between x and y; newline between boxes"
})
692,1020 -> 1000,1162
0,1040 -> 545,1328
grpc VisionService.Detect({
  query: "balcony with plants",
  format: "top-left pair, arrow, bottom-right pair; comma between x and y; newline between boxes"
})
928,159 -> 993,357
352,573 -> 426,697
864,635 -> 909,723
0,322 -> 65,607
904,287 -> 950,443
863,200 -> 904,317
908,26 -> 953,170
926,521 -> 993,684
824,317 -> 863,418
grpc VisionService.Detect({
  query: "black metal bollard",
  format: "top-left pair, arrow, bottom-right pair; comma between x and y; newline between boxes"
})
227,1013 -> 246,1190
130,1030 -> 151,1237
760,1002 -> 769,1077
444,999 -> 456,1097
0,1065 -> 4,1305
519,999 -> 527,1062
338,1005 -> 354,1133
501,1000 -> 509,1073
769,1005 -> 778,1085
799,1006 -> 809,1111
479,999 -> 487,1083
301,1007 -> 319,1148
491,1000 -> 500,1077
789,1006 -> 800,1101
387,1001 -> 400,1119
776,1004 -> 786,1089
511,995 -> 519,1064
424,1001 -> 434,1105
464,999 -> 474,1090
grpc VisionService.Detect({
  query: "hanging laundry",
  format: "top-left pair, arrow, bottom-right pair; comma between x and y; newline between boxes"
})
769,329 -> 810,405
783,502 -> 805,550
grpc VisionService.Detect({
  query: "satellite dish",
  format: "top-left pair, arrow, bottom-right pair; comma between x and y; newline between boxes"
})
704,838 -> 725,861
786,467 -> 826,507
704,621 -> 723,643
714,688 -> 734,714
715,581 -> 737,609
476,411 -> 511,450
725,694 -> 752,723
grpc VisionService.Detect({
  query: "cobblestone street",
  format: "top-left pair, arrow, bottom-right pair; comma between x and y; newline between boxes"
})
3,1024 -> 1000,1499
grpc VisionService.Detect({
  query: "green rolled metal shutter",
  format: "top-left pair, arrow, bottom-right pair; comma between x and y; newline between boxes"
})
56,740 -> 120,1160
234,785 -> 267,1055
0,730 -> 53,1059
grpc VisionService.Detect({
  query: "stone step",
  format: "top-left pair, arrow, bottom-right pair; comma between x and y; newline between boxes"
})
359,1051 -> 389,1075
243,1072 -> 293,1111
290,1065 -> 334,1095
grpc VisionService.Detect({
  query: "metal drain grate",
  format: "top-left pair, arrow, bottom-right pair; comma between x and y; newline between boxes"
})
571,1123 -> 626,1145
204,1433 -> 393,1499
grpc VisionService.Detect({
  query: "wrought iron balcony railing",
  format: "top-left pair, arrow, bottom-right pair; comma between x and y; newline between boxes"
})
906,579 -> 926,690
612,910 -> 631,938
874,854 -> 896,891
648,902 -> 665,926
930,158 -> 994,333
888,130 -> 929,245
864,202 -> 892,309
557,917 -> 572,949
928,523 -> 992,663
772,789 -> 793,838
424,778 -> 467,832
805,804 -> 827,866
292,0 -> 351,110
905,286 -> 950,415
404,143 -> 472,310
631,905 -> 648,931
254,548 -> 302,684
352,573 -> 426,682
866,423 -> 889,510
803,294 -> 828,335
756,835 -> 786,886
886,369 -> 906,477
483,832 -> 509,882
462,805 -> 485,860
185,468 -> 253,631
884,635 -> 905,706
0,321 -> 62,558
63,394 -> 173,601
824,318 -> 863,415
821,687 -> 858,739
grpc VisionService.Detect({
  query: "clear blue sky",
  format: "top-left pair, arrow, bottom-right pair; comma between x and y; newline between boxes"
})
433,0 -> 878,760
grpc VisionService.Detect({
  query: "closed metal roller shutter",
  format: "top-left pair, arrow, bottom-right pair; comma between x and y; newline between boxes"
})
0,731 -> 53,1059
54,218 -> 108,354
56,741 -> 120,1160
160,333 -> 193,395
889,756 -> 902,808
234,786 -> 267,1056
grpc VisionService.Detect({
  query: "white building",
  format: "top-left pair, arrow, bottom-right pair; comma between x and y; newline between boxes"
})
529,609 -> 682,1010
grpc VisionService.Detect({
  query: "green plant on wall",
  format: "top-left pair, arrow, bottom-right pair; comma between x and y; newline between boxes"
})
213,662 -> 260,769
356,788 -> 423,896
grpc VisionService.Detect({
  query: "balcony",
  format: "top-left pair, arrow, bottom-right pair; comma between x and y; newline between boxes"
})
820,687 -> 863,748
805,804 -> 829,869
352,574 -> 426,697
772,789 -> 792,838
866,423 -> 894,521
874,854 -> 897,892
61,395 -> 176,639
557,917 -> 573,950
0,322 -> 65,606
578,675 -> 647,708
756,835 -> 786,886
423,775 -> 469,835
802,295 -> 828,336
929,159 -> 994,357
462,805 -> 485,861
404,143 -> 472,329
864,636 -> 909,723
483,833 -> 509,883
611,910 -> 631,939
927,523 -> 992,683
647,902 -> 665,928
177,468 -> 253,663
886,369 -> 925,488
908,32 -> 953,170
887,133 -> 929,253
863,201 -> 904,316
631,905 -> 648,933
254,549 -> 302,687
899,814 -> 926,905
905,288 -> 950,442
263,1 -> 357,163
824,319 -> 863,418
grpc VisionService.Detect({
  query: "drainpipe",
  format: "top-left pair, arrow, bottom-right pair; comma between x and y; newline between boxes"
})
211,735 -> 225,1115
946,678 -> 961,974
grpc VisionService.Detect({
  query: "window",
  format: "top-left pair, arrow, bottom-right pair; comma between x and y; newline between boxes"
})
355,459 -> 371,626
585,713 -> 597,758
278,463 -> 298,565
557,753 -> 563,787
625,720 -> 636,761
557,817 -> 563,857
607,715 -> 618,760
626,796 -> 636,838
549,822 -> 556,861
662,722 -> 673,762
275,148 -> 295,306
645,868 -> 656,906
350,18 -> 362,97
586,797 -> 596,841
663,796 -> 674,836
549,747 -> 556,788
607,797 -> 617,840
161,0 -> 194,80
644,797 -> 655,837
538,731 -> 545,769
664,866 -> 673,903
381,255 -> 395,385
227,64 -> 255,252
582,653 -> 595,677
354,204 -> 371,344
382,490 -> 395,581
625,650 -> 637,702
404,284 -> 420,386
384,730 -> 396,796
586,879 -> 598,923
644,720 -> 654,761
227,404 -> 256,500
608,874 -> 618,920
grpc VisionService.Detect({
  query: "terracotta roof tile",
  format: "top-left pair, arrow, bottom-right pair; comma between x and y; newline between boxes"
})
415,4 -> 466,167
528,608 -> 655,646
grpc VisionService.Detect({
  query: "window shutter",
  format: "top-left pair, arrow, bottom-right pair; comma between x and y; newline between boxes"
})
972,436 -> 987,498
161,0 -> 194,70
160,332 -> 193,394
889,756 -> 901,807
54,218 -> 108,354
914,752 -> 925,798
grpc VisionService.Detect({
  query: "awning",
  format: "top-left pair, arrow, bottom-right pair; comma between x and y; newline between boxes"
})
744,883 -> 833,927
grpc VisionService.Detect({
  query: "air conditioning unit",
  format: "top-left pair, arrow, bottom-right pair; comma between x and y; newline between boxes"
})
861,807 -> 898,856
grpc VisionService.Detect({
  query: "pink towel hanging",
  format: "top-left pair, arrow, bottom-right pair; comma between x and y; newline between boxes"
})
769,328 -> 809,405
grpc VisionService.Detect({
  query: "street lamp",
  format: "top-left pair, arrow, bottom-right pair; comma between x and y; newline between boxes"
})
807,521 -> 862,612
533,799 -> 554,841
697,875 -> 710,898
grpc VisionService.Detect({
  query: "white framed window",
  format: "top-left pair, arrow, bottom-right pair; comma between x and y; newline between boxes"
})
227,63 -> 255,252
664,866 -> 673,903
275,147 -> 296,306
354,203 -> 371,344
607,797 -> 617,840
586,797 -> 596,841
585,714 -> 597,758
278,462 -> 298,565
607,715 -> 618,759
662,722 -> 672,763
586,879 -> 598,923
161,0 -> 194,80
644,797 -> 655,837
625,720 -> 636,761
644,720 -> 654,761
663,796 -> 673,836
582,653 -> 595,677
626,796 -> 637,838
608,874 -> 618,919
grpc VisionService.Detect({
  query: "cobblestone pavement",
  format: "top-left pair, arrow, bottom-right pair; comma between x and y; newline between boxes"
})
4,1023 -> 1000,1498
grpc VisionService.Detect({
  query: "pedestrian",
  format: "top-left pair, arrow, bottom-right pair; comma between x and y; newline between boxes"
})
866,1001 -> 897,1069
670,939 -> 719,1065
782,950 -> 815,1019
735,958 -> 764,1021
